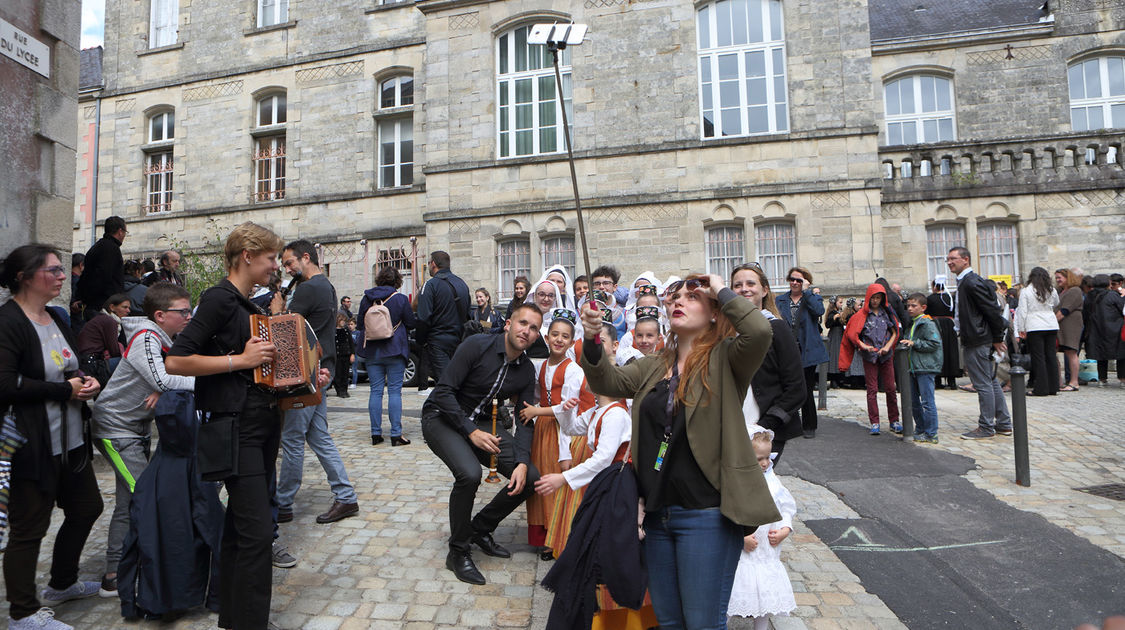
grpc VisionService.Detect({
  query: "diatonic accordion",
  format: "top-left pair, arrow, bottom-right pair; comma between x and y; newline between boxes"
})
250,313 -> 323,410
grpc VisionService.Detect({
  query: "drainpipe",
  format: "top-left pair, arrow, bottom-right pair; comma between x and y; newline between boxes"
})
89,95 -> 102,248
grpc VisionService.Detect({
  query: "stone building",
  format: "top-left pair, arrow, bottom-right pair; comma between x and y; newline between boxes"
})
75,0 -> 1125,301
1,0 -> 82,268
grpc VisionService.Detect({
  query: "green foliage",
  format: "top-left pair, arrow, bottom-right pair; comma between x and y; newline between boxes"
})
160,219 -> 227,305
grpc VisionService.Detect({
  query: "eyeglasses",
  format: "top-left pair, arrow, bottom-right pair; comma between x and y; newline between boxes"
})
592,279 -> 615,289
162,308 -> 193,318
534,291 -> 555,300
39,266 -> 67,277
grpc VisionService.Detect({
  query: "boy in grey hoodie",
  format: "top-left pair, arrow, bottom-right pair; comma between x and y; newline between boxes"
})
90,283 -> 195,597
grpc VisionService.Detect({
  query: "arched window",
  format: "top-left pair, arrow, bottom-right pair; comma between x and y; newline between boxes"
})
496,24 -> 573,158
377,75 -> 414,188
697,0 -> 788,139
253,92 -> 286,202
143,108 -> 175,214
884,74 -> 955,145
1068,56 -> 1125,131
754,222 -> 795,289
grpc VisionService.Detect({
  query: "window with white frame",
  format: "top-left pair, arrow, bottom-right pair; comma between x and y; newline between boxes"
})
754,222 -> 795,288
697,0 -> 788,139
1068,56 -> 1125,131
496,25 -> 573,158
253,93 -> 286,202
149,110 -> 174,143
705,225 -> 745,280
149,0 -> 178,48
378,76 -> 414,188
925,224 -> 965,289
541,235 -> 576,279
977,223 -> 1020,284
257,0 -> 289,28
884,75 -> 955,146
497,239 -> 531,301
144,152 -> 173,214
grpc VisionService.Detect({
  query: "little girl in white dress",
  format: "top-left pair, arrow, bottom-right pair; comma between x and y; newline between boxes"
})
728,425 -> 797,629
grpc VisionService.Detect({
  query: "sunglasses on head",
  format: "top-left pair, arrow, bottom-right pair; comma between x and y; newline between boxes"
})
663,277 -> 709,297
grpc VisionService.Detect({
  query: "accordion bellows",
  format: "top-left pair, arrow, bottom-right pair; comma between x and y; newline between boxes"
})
250,313 -> 322,410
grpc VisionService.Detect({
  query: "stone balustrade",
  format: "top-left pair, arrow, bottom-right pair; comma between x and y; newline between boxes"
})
879,130 -> 1125,200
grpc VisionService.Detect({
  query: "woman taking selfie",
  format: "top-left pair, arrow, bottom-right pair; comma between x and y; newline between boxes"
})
579,273 -> 778,629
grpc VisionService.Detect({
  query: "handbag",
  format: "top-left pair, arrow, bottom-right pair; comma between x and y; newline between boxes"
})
197,413 -> 238,482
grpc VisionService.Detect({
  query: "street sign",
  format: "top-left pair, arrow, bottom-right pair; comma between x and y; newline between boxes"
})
0,17 -> 50,78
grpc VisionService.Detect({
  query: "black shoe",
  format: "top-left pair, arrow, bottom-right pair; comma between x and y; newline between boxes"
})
539,548 -> 555,561
371,435 -> 384,445
391,435 -> 411,447
337,391 -> 350,398
277,507 -> 293,523
471,532 -> 511,558
803,430 -> 815,439
446,550 -> 486,585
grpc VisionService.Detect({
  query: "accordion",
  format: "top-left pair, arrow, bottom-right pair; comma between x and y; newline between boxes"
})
250,313 -> 323,410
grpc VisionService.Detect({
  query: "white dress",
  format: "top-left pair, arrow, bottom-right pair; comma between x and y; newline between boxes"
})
727,463 -> 797,618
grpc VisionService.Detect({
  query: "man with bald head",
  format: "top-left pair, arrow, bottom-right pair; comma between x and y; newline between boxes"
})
143,250 -> 184,287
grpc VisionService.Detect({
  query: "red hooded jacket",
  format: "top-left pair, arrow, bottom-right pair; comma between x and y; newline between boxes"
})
838,283 -> 901,372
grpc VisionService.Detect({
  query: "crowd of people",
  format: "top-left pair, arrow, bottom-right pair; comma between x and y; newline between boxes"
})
1,217 -> 1123,630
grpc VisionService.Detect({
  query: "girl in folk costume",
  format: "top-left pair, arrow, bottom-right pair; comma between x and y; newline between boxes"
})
728,426 -> 797,629
528,273 -> 584,361
621,299 -> 666,358
623,272 -> 661,330
518,309 -> 594,560
536,321 -> 658,630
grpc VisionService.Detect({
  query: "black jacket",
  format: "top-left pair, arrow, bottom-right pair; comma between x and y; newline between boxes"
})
752,317 -> 807,442
1084,288 -> 1125,361
77,235 -> 124,310
118,390 -> 223,617
416,269 -> 470,343
0,301 -> 86,491
955,270 -> 1007,347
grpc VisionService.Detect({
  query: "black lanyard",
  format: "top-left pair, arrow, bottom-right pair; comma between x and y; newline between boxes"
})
655,363 -> 679,472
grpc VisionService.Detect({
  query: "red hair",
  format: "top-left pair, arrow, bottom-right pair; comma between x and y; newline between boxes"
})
659,274 -> 735,407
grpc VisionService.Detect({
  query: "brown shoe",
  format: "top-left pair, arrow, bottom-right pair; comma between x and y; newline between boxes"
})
316,501 -> 359,524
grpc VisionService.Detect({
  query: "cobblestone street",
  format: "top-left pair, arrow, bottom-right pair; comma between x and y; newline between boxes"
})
4,380 -> 1123,629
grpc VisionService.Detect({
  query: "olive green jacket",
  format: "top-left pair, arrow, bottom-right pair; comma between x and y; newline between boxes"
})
580,288 -> 780,527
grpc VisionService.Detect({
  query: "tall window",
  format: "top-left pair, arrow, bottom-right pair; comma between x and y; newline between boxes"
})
149,111 -> 174,143
149,0 -> 178,48
1068,56 -> 1125,131
705,225 -> 744,280
925,224 -> 965,288
258,0 -> 289,27
253,93 -> 286,202
977,223 -> 1020,283
378,76 -> 414,188
143,110 -> 174,214
884,75 -> 956,145
754,222 -> 795,288
697,0 -> 788,139
541,236 -> 576,279
496,25 -> 573,158
498,239 -> 531,301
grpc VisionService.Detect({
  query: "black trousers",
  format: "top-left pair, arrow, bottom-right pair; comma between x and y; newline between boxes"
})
1096,360 -> 1124,382
216,394 -> 281,630
4,447 -> 103,619
1025,330 -> 1059,395
800,365 -> 818,432
333,356 -> 351,394
421,408 -> 540,553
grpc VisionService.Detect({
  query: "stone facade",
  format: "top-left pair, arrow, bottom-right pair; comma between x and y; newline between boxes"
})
2,0 -> 82,273
75,0 -> 1124,303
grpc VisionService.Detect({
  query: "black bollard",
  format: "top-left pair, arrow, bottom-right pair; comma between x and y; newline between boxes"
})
1010,365 -> 1030,486
895,348 -> 913,439
818,361 -> 828,411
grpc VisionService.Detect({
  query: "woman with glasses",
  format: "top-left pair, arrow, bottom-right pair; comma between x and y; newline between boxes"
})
0,244 -> 104,630
579,273 -> 778,629
773,267 -> 828,439
730,263 -> 806,463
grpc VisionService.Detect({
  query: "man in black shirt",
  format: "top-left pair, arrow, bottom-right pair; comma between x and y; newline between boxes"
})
77,215 -> 127,321
421,303 -> 542,585
416,251 -> 471,387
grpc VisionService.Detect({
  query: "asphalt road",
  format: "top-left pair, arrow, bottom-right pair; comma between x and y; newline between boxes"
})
777,416 -> 1125,630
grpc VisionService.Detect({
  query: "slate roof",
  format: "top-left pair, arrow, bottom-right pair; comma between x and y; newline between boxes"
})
79,46 -> 103,90
869,0 -> 1047,42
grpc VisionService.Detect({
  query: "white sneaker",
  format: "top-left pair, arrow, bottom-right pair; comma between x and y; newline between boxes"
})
38,581 -> 98,607
348,384 -> 357,389
8,608 -> 74,629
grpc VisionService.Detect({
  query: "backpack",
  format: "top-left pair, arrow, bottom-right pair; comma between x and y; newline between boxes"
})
364,296 -> 399,342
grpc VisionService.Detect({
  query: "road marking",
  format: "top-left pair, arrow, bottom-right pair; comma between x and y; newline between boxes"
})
828,526 -> 1005,552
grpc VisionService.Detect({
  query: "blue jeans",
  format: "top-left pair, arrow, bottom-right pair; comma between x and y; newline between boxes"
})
368,356 -> 406,437
351,357 -> 364,386
910,372 -> 939,437
276,387 -> 357,510
643,506 -> 742,630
